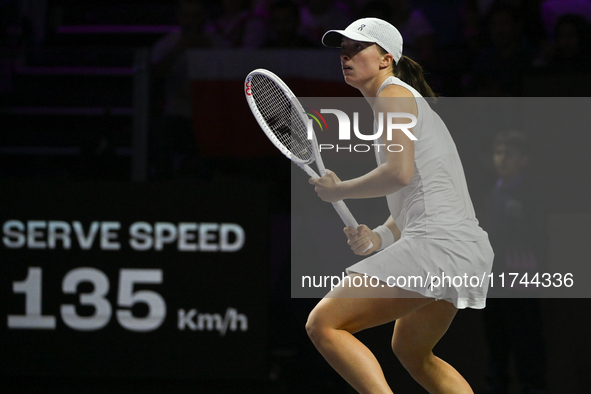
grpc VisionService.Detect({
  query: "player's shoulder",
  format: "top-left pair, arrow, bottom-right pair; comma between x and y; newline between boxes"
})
377,83 -> 414,99
375,80 -> 417,113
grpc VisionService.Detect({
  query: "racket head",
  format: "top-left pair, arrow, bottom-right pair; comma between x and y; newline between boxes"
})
245,69 -> 315,165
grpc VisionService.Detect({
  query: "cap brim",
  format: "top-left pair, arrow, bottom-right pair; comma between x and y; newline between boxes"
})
321,30 -> 376,48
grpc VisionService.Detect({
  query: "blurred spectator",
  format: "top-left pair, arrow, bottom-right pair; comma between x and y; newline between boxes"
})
460,0 -> 483,51
18,0 -> 47,45
466,4 -> 538,95
535,13 -> 591,70
358,0 -> 391,19
541,0 -> 591,38
503,0 -> 546,47
0,0 -> 46,48
252,0 -> 275,13
0,0 -> 14,46
298,0 -> 353,43
264,0 -> 318,47
481,130 -> 547,394
206,0 -> 268,47
361,0 -> 435,64
470,1 -> 546,47
408,0 -> 464,46
150,0 -> 211,178
474,0 -> 497,15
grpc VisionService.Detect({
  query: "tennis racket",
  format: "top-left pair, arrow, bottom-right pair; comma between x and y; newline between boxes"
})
244,68 -> 373,251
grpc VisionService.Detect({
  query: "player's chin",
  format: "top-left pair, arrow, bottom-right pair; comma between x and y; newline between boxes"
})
343,75 -> 356,87
342,70 -> 354,80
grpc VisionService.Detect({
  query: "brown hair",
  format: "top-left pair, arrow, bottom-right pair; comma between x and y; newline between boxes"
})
377,45 -> 437,97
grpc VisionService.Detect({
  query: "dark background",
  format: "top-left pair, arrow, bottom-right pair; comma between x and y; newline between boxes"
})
1,0 -> 591,393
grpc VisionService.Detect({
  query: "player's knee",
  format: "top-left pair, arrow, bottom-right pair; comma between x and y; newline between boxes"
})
305,311 -> 321,343
391,338 -> 404,359
392,339 -> 425,374
305,308 -> 329,345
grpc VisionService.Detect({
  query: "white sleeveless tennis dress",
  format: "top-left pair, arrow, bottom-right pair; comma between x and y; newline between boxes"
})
346,76 -> 494,309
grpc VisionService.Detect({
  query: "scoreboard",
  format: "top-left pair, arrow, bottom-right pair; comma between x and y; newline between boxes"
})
0,180 -> 269,379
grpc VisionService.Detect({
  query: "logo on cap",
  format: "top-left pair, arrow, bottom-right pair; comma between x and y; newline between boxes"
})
358,24 -> 366,31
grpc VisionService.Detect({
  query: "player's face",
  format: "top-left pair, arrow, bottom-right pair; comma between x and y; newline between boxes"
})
340,38 -> 383,87
493,144 -> 528,178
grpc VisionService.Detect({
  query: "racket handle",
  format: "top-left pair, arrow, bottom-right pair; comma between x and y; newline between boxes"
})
310,129 -> 373,253
332,200 -> 374,253
310,128 -> 327,177
298,163 -> 319,178
331,200 -> 358,228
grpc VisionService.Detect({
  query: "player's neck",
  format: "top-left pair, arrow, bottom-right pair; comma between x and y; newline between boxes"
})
359,73 -> 391,99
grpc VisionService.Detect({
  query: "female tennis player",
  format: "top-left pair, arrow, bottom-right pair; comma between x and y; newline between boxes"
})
306,18 -> 494,393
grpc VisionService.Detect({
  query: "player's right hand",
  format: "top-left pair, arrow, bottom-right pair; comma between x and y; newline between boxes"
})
343,225 -> 380,256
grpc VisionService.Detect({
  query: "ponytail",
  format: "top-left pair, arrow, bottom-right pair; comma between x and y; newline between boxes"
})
394,56 -> 437,97
376,45 -> 437,97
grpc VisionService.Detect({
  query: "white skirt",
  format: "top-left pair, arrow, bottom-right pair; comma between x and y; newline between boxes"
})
346,237 -> 494,309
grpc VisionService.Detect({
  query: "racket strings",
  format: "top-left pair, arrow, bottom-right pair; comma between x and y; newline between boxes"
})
250,74 -> 313,162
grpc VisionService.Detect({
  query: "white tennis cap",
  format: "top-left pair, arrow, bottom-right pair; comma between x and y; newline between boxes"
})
322,18 -> 403,63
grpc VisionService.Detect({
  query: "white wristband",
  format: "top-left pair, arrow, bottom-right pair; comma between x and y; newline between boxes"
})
373,225 -> 395,251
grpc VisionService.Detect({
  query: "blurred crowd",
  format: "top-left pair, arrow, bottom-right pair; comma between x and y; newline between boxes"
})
1,0 -> 590,97
145,0 -> 590,182
1,0 -> 590,180
150,0 -> 591,96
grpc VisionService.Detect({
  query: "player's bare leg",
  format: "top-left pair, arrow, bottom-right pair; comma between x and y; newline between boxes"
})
305,274 -> 433,394
392,300 -> 473,393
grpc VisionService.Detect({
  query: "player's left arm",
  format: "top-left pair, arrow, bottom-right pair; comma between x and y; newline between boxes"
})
310,85 -> 417,202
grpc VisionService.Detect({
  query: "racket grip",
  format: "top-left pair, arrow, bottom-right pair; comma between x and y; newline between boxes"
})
331,200 -> 374,253
331,200 -> 358,228
298,163 -> 319,178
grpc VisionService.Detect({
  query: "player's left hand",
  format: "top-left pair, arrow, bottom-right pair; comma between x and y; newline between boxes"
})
308,170 -> 342,202
343,225 -> 380,256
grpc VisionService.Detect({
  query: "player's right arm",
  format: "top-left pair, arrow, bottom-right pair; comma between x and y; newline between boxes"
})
344,216 -> 400,256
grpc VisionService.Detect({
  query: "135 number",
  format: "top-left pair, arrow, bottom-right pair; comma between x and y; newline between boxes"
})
7,267 -> 166,332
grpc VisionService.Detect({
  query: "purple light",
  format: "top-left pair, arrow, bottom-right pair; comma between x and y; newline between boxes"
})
0,147 -> 82,155
14,66 -> 135,75
57,25 -> 180,34
2,107 -> 133,115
